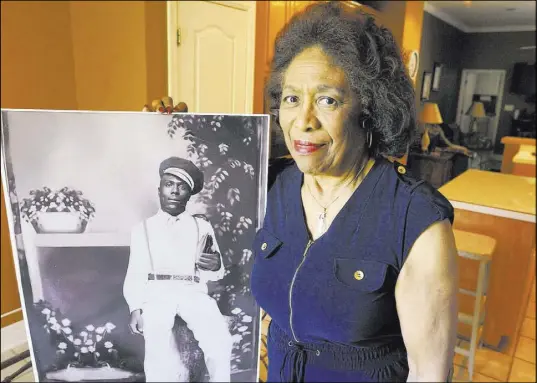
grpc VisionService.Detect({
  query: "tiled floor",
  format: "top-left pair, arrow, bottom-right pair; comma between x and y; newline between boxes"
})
453,278 -> 536,382
0,344 -> 34,382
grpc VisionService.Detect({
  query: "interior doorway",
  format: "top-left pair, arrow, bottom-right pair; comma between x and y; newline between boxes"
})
456,69 -> 506,146
167,1 -> 257,114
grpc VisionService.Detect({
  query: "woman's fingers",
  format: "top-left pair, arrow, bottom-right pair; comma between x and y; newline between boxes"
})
161,96 -> 174,114
173,102 -> 188,113
142,97 -> 186,114
151,99 -> 165,113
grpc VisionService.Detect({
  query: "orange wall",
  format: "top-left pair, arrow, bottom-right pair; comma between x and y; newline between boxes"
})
1,188 -> 23,328
1,0 -> 78,328
402,1 -> 425,56
0,0 -> 167,328
375,1 -> 425,87
1,0 -> 167,111
375,1 -> 407,49
401,1 -> 425,87
69,1 -> 167,111
144,1 -> 168,106
0,1 -> 79,110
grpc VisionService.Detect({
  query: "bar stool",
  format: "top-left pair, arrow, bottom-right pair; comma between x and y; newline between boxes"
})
453,229 -> 496,381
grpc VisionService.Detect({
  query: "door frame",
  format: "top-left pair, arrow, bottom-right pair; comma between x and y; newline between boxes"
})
456,69 -> 506,145
166,1 -> 257,113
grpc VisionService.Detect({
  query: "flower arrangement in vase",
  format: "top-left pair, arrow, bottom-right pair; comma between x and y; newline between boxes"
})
35,301 -> 140,381
20,187 -> 96,233
36,300 -> 119,368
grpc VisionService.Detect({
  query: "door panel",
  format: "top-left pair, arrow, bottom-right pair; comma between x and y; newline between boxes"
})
171,1 -> 255,114
194,26 -> 237,113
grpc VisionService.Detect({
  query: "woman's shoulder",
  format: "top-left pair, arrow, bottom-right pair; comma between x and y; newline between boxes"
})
374,158 -> 455,265
377,158 -> 454,223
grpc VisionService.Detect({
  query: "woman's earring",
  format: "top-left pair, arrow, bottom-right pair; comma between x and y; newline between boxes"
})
362,119 -> 373,149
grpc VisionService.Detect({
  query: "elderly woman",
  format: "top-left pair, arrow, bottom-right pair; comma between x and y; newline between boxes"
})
250,2 -> 458,382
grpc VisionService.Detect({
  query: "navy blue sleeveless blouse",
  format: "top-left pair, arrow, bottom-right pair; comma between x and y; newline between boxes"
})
251,158 -> 454,382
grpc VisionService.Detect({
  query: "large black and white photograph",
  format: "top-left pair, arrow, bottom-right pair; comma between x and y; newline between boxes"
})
0,109 -> 269,382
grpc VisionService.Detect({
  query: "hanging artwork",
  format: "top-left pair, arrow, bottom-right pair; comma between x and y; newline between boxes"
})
0,109 -> 270,383
421,71 -> 433,101
432,62 -> 443,92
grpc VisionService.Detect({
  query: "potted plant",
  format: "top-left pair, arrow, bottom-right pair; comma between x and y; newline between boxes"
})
20,187 -> 96,233
35,300 -> 142,382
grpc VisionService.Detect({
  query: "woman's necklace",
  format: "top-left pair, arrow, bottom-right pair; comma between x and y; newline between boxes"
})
305,158 -> 369,237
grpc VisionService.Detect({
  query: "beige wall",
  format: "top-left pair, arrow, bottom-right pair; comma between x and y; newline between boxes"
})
0,0 -> 167,111
69,1 -> 167,111
0,1 -> 78,110
0,0 -> 168,328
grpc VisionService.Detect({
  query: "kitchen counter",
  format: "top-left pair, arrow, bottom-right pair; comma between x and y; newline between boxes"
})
512,145 -> 536,177
439,169 -> 535,220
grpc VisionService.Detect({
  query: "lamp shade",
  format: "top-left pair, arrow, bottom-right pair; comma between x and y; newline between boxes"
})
467,101 -> 486,118
419,102 -> 443,124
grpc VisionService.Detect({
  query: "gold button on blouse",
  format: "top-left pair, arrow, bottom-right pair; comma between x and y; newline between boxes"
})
397,165 -> 406,175
261,243 -> 268,251
354,270 -> 365,280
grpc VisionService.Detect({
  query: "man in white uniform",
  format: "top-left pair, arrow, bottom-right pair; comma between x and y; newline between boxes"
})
123,157 -> 232,382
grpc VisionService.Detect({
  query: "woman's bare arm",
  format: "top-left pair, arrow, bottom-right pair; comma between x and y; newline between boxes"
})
395,219 -> 458,382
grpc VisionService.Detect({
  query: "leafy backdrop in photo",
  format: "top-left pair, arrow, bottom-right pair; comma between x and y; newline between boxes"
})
167,114 -> 264,374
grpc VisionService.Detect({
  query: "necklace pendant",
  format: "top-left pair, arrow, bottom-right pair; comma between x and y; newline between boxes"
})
317,210 -> 327,236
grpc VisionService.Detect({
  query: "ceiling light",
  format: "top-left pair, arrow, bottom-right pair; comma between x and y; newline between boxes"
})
463,0 -> 472,6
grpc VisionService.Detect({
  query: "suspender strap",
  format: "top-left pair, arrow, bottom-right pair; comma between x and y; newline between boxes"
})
193,216 -> 208,276
142,220 -> 155,274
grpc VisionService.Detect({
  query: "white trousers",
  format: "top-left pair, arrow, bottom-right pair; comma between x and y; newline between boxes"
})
142,281 -> 232,382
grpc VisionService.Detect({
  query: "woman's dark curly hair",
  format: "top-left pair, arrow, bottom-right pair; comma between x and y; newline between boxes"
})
266,1 -> 416,158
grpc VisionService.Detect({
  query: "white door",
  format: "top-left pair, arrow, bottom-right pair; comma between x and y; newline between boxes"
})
475,72 -> 502,96
167,1 -> 256,114
457,71 -> 477,133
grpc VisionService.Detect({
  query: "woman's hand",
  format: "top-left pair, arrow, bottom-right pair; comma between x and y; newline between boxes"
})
142,96 -> 188,114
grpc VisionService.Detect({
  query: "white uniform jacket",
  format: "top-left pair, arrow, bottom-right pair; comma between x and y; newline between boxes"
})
123,210 -> 225,314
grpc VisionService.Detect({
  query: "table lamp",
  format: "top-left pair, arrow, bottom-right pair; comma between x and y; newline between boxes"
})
466,101 -> 486,134
418,102 -> 443,152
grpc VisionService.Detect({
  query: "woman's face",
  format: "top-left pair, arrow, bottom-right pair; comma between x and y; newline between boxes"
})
279,45 -> 365,177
